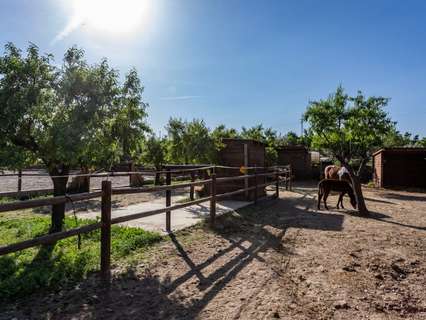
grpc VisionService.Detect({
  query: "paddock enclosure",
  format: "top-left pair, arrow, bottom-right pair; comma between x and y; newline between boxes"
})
215,138 -> 267,200
373,148 -> 426,188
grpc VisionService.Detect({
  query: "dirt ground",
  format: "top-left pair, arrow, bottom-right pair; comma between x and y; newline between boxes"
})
0,170 -> 134,193
2,183 -> 426,320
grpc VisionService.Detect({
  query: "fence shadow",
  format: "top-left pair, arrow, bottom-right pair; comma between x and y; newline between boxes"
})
2,190 -> 346,319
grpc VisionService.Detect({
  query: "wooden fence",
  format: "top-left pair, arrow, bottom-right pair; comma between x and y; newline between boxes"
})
0,165 -> 290,282
0,166 -> 213,198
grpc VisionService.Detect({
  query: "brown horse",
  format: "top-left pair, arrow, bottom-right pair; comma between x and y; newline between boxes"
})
324,165 -> 351,183
317,179 -> 357,210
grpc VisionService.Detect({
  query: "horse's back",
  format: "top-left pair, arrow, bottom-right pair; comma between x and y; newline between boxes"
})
324,165 -> 339,179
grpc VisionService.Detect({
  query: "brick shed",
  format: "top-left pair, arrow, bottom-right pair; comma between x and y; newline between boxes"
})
373,148 -> 426,188
216,138 -> 267,200
277,145 -> 311,180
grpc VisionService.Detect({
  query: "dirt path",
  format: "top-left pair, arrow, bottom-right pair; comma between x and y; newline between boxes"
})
3,184 -> 426,319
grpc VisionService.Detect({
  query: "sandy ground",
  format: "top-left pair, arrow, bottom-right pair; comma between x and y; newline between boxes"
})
0,170 -> 135,192
77,195 -> 252,233
2,183 -> 426,320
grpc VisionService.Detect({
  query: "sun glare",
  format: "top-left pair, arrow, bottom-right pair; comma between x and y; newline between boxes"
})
72,0 -> 150,34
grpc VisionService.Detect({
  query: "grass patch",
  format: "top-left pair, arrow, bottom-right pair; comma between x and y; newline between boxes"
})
0,194 -> 51,204
0,216 -> 162,302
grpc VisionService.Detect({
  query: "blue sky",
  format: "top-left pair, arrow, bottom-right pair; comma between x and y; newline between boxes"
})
1,0 -> 426,136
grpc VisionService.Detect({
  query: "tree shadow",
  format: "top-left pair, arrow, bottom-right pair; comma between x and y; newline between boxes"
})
345,210 -> 426,232
363,197 -> 398,205
380,192 -> 426,202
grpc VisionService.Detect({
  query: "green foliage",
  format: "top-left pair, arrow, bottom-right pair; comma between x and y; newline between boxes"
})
383,129 -> 422,147
112,68 -> 150,161
210,124 -> 238,151
0,43 -> 149,172
240,125 -> 280,165
141,134 -> 166,170
304,85 -> 394,165
0,42 -> 150,230
0,216 -> 161,301
165,118 -> 216,164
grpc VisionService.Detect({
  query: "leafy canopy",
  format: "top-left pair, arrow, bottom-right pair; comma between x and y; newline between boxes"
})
304,86 -> 394,164
0,43 -> 149,173
165,118 -> 216,164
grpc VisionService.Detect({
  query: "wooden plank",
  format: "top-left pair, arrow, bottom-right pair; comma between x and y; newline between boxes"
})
166,169 -> 171,232
0,223 -> 101,256
215,186 -> 257,200
111,179 -> 212,195
190,171 -> 195,200
254,168 -> 258,204
0,191 -> 102,213
17,169 -> 22,193
275,171 -> 280,198
110,196 -> 213,225
244,143 -> 249,198
210,173 -> 216,226
101,181 -> 112,283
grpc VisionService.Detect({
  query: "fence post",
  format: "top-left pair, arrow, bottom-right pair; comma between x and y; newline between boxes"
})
101,180 -> 112,283
190,171 -> 195,200
166,168 -> 172,233
17,169 -> 22,194
275,169 -> 280,199
210,169 -> 216,226
254,167 -> 258,204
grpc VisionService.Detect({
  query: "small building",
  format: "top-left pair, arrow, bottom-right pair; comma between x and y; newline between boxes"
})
216,138 -> 267,200
277,145 -> 311,180
373,148 -> 426,188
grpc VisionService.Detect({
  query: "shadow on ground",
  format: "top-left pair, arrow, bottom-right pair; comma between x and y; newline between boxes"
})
2,188 -> 348,319
381,192 -> 426,202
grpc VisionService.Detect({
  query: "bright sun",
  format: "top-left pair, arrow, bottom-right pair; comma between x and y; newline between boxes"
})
72,0 -> 150,34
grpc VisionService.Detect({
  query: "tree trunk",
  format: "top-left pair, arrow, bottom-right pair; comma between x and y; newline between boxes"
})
49,166 -> 70,233
350,174 -> 369,215
342,163 -> 369,215
154,171 -> 161,185
68,165 -> 90,194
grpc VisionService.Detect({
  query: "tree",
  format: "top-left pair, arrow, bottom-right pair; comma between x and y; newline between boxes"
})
112,68 -> 150,162
304,86 -> 393,215
165,118 -> 216,164
281,131 -> 300,146
210,124 -> 238,155
0,43 -> 148,232
383,129 -> 420,147
141,135 -> 166,185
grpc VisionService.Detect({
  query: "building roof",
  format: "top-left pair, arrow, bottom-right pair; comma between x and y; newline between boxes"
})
221,138 -> 266,146
276,145 -> 308,152
372,147 -> 426,157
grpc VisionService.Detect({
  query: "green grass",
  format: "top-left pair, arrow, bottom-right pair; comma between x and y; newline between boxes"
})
0,215 -> 162,302
0,194 -> 51,204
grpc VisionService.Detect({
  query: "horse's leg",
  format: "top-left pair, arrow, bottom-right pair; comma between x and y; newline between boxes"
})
317,187 -> 323,210
337,193 -> 344,209
323,188 -> 329,210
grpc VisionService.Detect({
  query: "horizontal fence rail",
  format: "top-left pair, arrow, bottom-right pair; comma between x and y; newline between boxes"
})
0,165 -> 291,283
